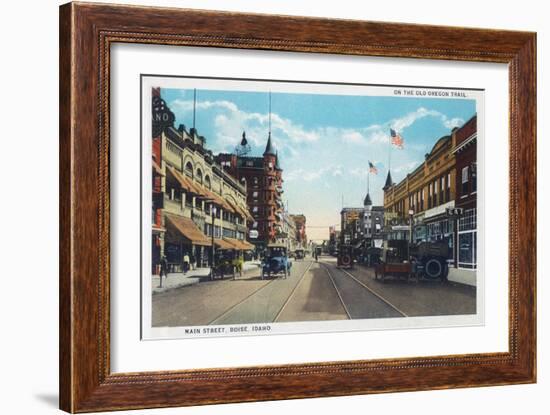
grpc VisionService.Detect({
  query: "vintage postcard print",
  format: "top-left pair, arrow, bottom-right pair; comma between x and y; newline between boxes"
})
141,76 -> 484,340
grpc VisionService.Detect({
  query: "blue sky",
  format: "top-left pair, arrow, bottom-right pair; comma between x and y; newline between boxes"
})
161,87 -> 476,240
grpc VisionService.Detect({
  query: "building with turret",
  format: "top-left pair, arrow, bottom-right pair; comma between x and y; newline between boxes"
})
362,191 -> 384,248
216,132 -> 284,251
382,115 -> 477,285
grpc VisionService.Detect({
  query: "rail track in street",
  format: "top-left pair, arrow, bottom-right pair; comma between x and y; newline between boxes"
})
318,261 -> 407,319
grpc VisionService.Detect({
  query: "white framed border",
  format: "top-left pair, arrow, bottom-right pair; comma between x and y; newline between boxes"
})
110,43 -> 508,373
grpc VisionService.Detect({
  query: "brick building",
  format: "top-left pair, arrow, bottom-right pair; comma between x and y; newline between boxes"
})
151,89 -> 254,273
383,132 -> 457,245
216,132 -> 284,251
382,115 -> 477,285
289,214 -> 307,249
452,115 -> 477,270
151,88 -> 166,274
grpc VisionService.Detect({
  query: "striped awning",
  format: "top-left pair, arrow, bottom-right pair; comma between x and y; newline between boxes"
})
167,166 -> 203,196
214,238 -> 234,250
224,237 -> 255,251
165,213 -> 211,246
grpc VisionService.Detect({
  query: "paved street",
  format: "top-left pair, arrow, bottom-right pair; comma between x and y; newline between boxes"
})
152,256 -> 476,327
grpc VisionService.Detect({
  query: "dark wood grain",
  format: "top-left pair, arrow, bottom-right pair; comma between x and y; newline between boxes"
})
59,2 -> 536,412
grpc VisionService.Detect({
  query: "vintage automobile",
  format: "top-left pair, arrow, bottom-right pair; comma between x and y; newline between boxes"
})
374,238 -> 450,283
337,244 -> 354,268
211,250 -> 237,280
261,243 -> 292,279
294,249 -> 305,260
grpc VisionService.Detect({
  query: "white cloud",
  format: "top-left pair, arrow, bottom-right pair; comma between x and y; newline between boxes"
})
393,161 -> 421,173
170,98 -> 322,155
168,98 -> 465,167
443,117 -> 464,129
389,107 -> 464,134
285,165 -> 344,183
341,130 -> 364,144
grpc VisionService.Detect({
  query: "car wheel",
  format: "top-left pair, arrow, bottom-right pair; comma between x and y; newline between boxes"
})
425,258 -> 443,279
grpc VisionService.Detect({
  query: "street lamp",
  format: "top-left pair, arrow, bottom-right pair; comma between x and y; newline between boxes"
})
408,209 -> 414,244
211,204 -> 217,279
408,209 -> 414,262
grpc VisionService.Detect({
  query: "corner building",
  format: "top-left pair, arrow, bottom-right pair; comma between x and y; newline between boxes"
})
383,115 -> 477,285
216,133 -> 284,252
152,89 -> 254,272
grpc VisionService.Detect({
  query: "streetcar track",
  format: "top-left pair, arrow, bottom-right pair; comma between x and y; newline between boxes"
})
273,260 -> 314,322
321,262 -> 409,318
322,264 -> 352,320
208,260 -> 314,325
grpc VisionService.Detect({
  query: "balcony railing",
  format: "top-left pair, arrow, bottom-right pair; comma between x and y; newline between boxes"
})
163,197 -> 185,214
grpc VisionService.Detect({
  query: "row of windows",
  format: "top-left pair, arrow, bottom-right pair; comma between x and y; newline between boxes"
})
251,205 -> 279,218
251,221 -> 275,234
243,160 -> 277,171
427,172 -> 452,209
390,171 -> 453,214
184,161 -> 212,189
166,188 -> 245,225
250,190 -> 280,204
203,224 -> 240,240
247,176 -> 280,188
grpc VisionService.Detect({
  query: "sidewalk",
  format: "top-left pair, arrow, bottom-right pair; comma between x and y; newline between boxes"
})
152,261 -> 262,294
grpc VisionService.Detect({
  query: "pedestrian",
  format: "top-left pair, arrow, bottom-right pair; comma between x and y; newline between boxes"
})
159,255 -> 168,288
190,254 -> 196,270
183,252 -> 190,274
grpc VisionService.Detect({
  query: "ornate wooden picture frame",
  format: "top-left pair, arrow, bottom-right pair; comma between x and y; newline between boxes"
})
59,2 -> 536,412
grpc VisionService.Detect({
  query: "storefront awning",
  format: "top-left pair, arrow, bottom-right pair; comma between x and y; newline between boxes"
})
239,239 -> 255,250
203,188 -> 235,213
165,213 -> 211,246
214,238 -> 234,250
167,166 -> 247,216
167,166 -> 203,196
223,237 -> 255,251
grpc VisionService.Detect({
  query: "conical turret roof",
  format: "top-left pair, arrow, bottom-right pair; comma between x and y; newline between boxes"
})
383,171 -> 394,190
263,132 -> 276,156
363,192 -> 372,206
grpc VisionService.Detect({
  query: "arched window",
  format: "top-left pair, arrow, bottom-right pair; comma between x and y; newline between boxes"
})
185,161 -> 193,177
196,168 -> 203,184
204,175 -> 211,189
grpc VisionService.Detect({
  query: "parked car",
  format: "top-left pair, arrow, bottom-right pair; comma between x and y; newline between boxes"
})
261,244 -> 292,279
211,250 -> 237,280
337,244 -> 354,268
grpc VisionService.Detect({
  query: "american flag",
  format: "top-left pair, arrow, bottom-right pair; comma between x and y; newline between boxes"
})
390,128 -> 404,149
368,161 -> 378,175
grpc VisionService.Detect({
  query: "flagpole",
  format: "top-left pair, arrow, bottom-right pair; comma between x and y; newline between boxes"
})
388,132 -> 392,172
367,168 -> 370,195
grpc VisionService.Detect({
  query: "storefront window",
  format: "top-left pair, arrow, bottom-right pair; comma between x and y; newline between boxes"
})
458,209 -> 477,269
458,232 -> 475,268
